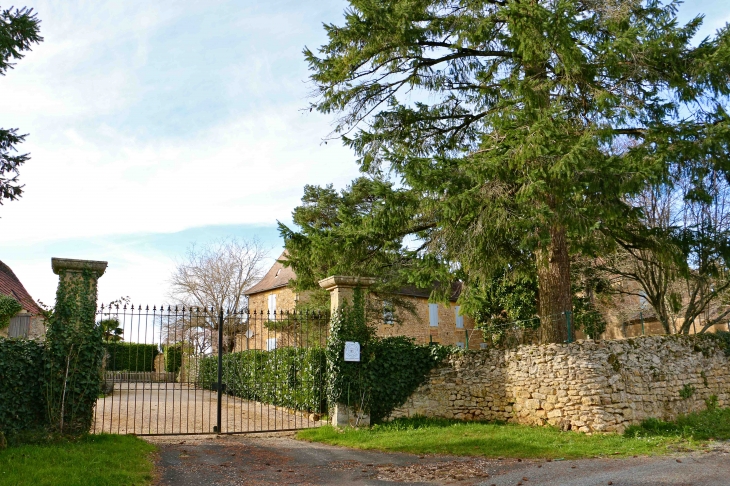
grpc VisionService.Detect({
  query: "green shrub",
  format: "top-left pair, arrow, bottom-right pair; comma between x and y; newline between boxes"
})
367,337 -> 450,423
0,338 -> 47,435
164,344 -> 184,374
327,290 -> 450,423
0,295 -> 22,330
103,343 -> 159,372
199,347 -> 328,413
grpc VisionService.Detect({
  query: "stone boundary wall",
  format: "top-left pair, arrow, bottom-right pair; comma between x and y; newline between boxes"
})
390,336 -> 730,433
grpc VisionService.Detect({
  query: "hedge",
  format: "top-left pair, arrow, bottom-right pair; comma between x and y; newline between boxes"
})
0,338 -> 47,435
164,344 -> 183,374
103,343 -> 160,372
199,347 -> 327,413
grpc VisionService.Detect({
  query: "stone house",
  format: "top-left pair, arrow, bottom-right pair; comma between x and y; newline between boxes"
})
240,253 -> 483,351
0,260 -> 46,339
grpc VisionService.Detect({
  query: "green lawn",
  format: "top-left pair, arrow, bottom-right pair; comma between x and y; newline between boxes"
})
298,410 -> 730,459
0,434 -> 156,486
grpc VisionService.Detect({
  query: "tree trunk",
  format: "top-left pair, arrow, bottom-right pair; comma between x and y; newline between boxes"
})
536,225 -> 572,343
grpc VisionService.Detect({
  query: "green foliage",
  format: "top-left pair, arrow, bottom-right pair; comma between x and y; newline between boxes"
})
198,347 -> 328,412
299,416 -> 685,459
45,269 -> 105,435
163,344 -> 184,374
625,407 -> 730,441
0,339 -> 47,435
572,298 -> 607,339
367,337 -> 450,423
0,294 -> 22,330
326,289 -> 449,423
325,289 -> 376,414
0,7 -> 43,205
705,395 -> 719,411
103,343 -> 159,372
0,434 -> 156,486
98,318 -> 123,342
704,331 -> 730,357
679,384 -> 696,399
294,0 -> 730,341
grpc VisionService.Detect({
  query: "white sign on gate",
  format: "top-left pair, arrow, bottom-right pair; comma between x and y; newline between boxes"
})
344,341 -> 360,362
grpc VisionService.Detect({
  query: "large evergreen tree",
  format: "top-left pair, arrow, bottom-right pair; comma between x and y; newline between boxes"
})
0,7 -> 42,206
295,0 -> 730,343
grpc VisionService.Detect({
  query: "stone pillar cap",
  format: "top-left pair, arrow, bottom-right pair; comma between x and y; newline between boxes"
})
52,258 -> 108,277
318,275 -> 377,291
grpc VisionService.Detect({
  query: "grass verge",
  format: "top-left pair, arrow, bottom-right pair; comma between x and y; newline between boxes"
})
298,410 -> 730,459
0,434 -> 156,486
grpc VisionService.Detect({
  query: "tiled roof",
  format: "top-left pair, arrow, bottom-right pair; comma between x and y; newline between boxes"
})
244,252 -> 296,295
0,260 -> 43,316
244,252 -> 462,302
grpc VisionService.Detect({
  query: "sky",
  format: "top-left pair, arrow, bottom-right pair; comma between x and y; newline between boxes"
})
2,0 -> 729,306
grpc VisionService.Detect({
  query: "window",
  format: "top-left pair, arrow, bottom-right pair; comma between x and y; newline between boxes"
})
455,306 -> 464,328
268,294 -> 277,320
266,338 -> 277,351
428,303 -> 439,327
455,342 -> 465,349
480,343 -> 488,350
383,300 -> 395,325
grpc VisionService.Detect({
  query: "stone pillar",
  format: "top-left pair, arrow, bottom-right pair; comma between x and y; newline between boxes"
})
48,258 -> 107,434
52,258 -> 107,293
318,275 -> 376,314
318,275 -> 376,428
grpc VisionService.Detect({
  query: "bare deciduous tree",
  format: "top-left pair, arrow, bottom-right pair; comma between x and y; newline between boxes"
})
603,165 -> 730,334
167,238 -> 269,352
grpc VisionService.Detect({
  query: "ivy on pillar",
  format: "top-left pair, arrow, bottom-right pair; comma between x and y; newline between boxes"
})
46,258 -> 107,434
319,275 -> 376,427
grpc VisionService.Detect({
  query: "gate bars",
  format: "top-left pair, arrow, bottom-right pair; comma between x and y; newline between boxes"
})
93,304 -> 329,436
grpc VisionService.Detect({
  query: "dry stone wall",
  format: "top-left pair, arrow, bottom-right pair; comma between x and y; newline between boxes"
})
390,336 -> 730,433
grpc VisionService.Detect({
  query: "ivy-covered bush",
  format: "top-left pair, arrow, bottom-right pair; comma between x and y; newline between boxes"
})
367,337 -> 449,423
164,344 -> 184,374
0,294 -> 22,330
327,289 -> 450,423
199,347 -> 327,413
103,343 -> 159,372
0,338 -> 47,435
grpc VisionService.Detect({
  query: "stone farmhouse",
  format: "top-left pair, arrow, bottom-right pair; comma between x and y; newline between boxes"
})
0,260 -> 45,339
240,253 -> 483,351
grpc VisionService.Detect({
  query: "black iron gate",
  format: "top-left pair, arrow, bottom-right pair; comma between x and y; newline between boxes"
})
93,304 -> 329,436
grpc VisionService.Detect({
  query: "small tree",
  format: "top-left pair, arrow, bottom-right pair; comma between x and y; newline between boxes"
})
168,238 -> 268,352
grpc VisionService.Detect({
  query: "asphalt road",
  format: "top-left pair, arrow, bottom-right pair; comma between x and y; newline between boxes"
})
149,434 -> 730,485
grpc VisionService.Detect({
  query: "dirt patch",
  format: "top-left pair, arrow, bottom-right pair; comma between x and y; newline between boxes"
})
147,435 -> 730,486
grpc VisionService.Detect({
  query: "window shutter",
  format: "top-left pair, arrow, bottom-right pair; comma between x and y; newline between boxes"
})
429,304 -> 439,327
268,294 -> 277,320
455,306 -> 464,328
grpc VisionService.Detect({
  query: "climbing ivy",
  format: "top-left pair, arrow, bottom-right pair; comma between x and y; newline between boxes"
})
327,289 -> 450,424
0,338 -> 46,435
0,294 -> 22,330
45,269 -> 105,435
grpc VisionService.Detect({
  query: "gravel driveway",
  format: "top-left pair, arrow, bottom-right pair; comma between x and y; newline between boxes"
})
148,434 -> 730,486
93,382 -> 323,435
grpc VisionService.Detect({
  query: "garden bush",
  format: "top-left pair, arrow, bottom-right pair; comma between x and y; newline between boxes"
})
103,343 -> 159,372
164,344 -> 184,374
199,347 -> 327,413
0,338 -> 47,435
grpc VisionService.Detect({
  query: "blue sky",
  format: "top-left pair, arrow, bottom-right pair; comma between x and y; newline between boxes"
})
1,0 -> 729,305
